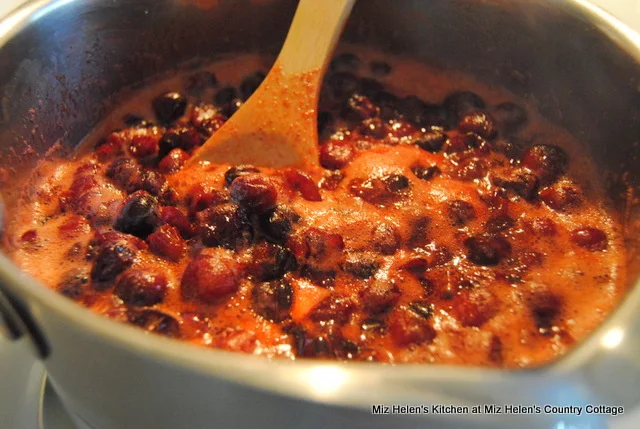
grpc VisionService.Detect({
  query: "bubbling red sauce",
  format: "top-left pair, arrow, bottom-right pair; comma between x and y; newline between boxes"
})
6,51 -> 626,367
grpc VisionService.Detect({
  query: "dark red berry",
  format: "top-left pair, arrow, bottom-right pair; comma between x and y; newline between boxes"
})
259,205 -> 300,244
447,200 -> 476,226
464,234 -> 511,266
491,170 -> 539,201
128,309 -> 179,337
21,229 -> 38,243
214,86 -> 239,106
527,289 -> 563,330
319,171 -> 344,190
371,223 -> 401,255
411,164 -> 440,181
319,140 -> 355,170
188,183 -> 227,214
158,206 -> 195,238
485,214 -> 515,233
190,104 -> 226,136
181,249 -> 242,304
341,93 -> 379,121
198,203 -> 252,250
91,241 -> 136,282
114,192 -> 159,238
153,92 -> 187,124
309,295 -> 355,324
539,185 -> 583,211
521,144 -> 568,184
115,270 -> 167,306
457,111 -> 497,139
443,91 -> 486,123
224,165 -> 261,187
148,224 -> 184,261
342,253 -> 380,279
106,158 -> 141,190
229,173 -> 278,213
251,279 -> 293,322
158,149 -> 189,174
358,117 -> 387,138
571,227 -> 607,251
245,243 -> 297,282
283,169 -> 322,201
415,129 -> 448,153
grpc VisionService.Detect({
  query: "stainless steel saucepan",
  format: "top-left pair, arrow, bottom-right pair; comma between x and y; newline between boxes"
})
0,1 -> 639,428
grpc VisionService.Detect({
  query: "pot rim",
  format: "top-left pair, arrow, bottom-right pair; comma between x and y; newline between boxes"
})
0,0 -> 639,411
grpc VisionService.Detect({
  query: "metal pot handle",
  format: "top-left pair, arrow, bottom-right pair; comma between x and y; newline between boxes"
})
0,284 -> 49,358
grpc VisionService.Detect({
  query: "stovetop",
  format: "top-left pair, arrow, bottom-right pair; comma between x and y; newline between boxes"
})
1,0 -> 639,428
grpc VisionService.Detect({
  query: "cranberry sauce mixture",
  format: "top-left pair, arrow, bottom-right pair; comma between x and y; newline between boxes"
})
7,51 -> 625,367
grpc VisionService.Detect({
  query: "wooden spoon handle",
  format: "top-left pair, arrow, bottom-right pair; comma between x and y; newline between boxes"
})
277,0 -> 357,75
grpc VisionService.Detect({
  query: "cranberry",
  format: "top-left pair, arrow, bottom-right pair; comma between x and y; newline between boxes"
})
158,148 -> 189,174
158,128 -> 204,157
443,91 -> 486,123
259,205 -> 300,244
327,71 -> 360,100
283,169 -> 322,201
539,185 -> 583,211
349,174 -> 408,206
370,60 -> 392,77
90,241 -> 136,282
358,117 -> 387,138
447,200 -> 476,226
229,173 -> 278,213
95,139 -> 122,161
408,216 -> 431,248
114,192 -> 159,238
491,170 -> 539,201
341,93 -> 379,121
319,171 -> 344,190
181,249 -> 242,303
388,308 -> 436,346
330,52 -> 361,72
147,224 -> 184,261
106,158 -> 141,190
128,309 -> 179,337
57,269 -> 88,299
342,253 -> 380,278
158,206 -> 194,238
188,183 -> 227,214
303,227 -> 345,261
130,170 -> 168,197
245,243 -> 297,282
198,203 -> 252,249
485,214 -> 515,233
362,279 -> 401,314
455,158 -> 491,181
20,229 -> 38,243
240,71 -> 266,100
464,234 -> 511,266
185,71 -> 218,95
571,227 -> 607,251
451,289 -> 499,327
411,164 -> 440,181
299,265 -> 336,287
152,92 -> 187,124
521,144 -> 568,184
115,270 -> 167,306
415,129 -> 448,153
491,102 -> 528,134
251,279 -> 293,322
223,165 -> 261,187
528,217 -> 557,237
457,111 -> 497,139
190,104 -> 226,136
319,140 -> 355,170
371,223 -> 401,255
309,295 -> 355,324
445,132 -> 486,154
527,288 -> 563,330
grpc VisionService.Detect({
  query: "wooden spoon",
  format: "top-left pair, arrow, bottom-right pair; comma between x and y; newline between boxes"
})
190,0 -> 356,169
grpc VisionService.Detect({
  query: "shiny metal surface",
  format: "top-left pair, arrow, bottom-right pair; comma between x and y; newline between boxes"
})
0,1 -> 638,428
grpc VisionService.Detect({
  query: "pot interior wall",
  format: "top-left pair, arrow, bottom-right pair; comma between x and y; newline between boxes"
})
0,0 -> 638,277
